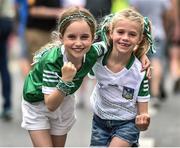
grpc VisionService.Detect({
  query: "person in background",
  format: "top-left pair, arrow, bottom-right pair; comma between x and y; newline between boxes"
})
129,0 -> 171,106
89,8 -> 152,147
0,0 -> 15,121
25,0 -> 63,66
111,0 -> 129,14
85,0 -> 112,22
15,0 -> 30,76
166,0 -> 180,93
61,0 -> 85,8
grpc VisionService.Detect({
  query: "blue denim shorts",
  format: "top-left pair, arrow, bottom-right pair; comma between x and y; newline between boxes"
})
90,114 -> 140,147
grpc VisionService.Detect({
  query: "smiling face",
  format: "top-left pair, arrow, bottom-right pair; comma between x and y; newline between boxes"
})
60,20 -> 93,60
110,18 -> 142,55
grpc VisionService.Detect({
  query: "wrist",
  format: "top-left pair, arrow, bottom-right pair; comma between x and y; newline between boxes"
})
61,77 -> 73,82
138,112 -> 149,116
56,78 -> 75,96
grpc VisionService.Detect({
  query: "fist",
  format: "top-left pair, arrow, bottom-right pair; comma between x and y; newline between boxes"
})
61,62 -> 77,82
135,113 -> 150,131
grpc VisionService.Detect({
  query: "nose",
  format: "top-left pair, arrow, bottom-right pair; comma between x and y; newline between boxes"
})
75,38 -> 83,46
122,33 -> 129,41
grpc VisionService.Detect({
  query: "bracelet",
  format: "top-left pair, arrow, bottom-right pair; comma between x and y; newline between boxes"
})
56,77 -> 75,96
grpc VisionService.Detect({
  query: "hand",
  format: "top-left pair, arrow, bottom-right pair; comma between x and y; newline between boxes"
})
135,113 -> 150,131
61,62 -> 77,82
140,54 -> 151,79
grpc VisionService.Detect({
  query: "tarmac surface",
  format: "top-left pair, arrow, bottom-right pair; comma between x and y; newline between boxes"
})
0,45 -> 180,147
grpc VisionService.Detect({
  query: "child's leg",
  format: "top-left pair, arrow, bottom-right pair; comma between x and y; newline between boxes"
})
29,130 -> 53,147
109,137 -> 130,147
52,134 -> 67,147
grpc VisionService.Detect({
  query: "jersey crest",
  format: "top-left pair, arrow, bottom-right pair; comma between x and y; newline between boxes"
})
122,86 -> 134,100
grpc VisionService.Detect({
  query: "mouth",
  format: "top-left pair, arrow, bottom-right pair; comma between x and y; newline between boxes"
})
72,48 -> 84,52
119,42 -> 131,47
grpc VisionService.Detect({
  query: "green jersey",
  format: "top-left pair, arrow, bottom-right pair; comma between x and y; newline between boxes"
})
23,42 -> 107,102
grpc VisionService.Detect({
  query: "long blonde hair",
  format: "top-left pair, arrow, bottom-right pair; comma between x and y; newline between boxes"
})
97,8 -> 154,58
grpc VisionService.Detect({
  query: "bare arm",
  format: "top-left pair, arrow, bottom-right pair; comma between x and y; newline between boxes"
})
44,62 -> 77,111
29,6 -> 64,18
140,54 -> 152,79
135,102 -> 150,131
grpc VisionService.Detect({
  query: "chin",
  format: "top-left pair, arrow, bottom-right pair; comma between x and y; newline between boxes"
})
72,53 -> 84,59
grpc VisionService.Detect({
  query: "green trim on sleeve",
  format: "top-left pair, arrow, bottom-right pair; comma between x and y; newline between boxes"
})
138,73 -> 150,97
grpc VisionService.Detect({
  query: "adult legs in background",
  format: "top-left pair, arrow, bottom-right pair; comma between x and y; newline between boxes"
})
0,18 -> 13,120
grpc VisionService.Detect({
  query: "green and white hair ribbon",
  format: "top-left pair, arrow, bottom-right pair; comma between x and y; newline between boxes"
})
96,14 -> 114,45
144,17 -> 156,54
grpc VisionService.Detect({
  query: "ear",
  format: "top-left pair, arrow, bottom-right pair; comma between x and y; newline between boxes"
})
59,33 -> 63,42
92,33 -> 97,43
138,34 -> 143,44
109,29 -> 113,40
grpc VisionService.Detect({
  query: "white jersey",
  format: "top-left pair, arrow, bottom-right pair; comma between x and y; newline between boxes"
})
90,54 -> 150,120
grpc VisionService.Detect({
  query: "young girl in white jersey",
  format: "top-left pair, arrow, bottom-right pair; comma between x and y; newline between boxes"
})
21,7 -> 151,147
90,8 -> 153,147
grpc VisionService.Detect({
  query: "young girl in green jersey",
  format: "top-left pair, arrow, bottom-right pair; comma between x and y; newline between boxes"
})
21,7 -> 100,147
21,7 -> 151,147
89,8 -> 153,147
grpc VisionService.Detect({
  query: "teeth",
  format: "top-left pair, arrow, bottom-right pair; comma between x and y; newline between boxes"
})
73,48 -> 83,52
120,43 -> 129,47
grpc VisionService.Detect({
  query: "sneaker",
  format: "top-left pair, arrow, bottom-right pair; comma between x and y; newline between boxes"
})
0,109 -> 12,121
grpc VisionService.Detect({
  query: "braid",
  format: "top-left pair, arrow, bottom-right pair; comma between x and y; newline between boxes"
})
96,14 -> 114,45
143,17 -> 156,54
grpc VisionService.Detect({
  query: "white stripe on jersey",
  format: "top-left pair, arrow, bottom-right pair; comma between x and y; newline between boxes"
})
43,70 -> 58,75
43,70 -> 59,82
42,86 -> 56,94
43,78 -> 59,82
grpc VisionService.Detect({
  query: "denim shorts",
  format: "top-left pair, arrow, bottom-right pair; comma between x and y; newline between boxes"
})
90,114 -> 140,147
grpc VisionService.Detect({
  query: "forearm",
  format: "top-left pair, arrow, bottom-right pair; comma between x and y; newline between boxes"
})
136,102 -> 150,131
44,89 -> 65,112
137,102 -> 148,115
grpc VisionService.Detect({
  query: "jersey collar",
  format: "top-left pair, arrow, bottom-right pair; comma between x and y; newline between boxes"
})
102,49 -> 135,70
126,53 -> 135,70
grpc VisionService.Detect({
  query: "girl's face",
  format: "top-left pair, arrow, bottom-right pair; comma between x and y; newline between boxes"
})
60,20 -> 93,60
110,19 -> 142,54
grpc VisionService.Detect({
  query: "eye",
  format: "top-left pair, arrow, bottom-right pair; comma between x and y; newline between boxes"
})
67,34 -> 76,39
117,30 -> 124,34
129,32 -> 137,37
81,34 -> 90,40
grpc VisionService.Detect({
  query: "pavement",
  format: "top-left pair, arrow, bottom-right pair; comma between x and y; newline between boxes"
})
0,40 -> 180,147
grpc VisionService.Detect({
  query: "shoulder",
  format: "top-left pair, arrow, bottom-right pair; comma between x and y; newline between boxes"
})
38,45 -> 63,66
92,41 -> 108,56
